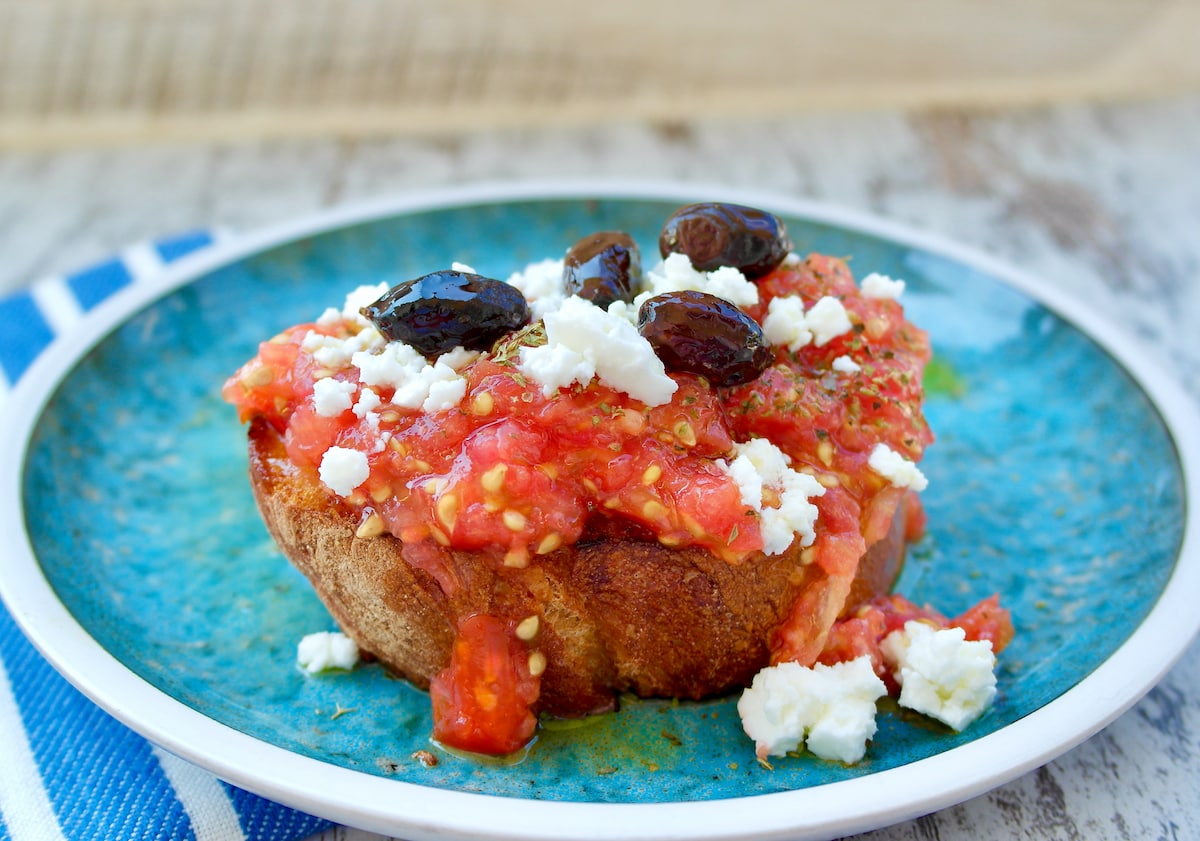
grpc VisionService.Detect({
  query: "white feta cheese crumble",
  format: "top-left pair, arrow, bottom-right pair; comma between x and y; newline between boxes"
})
868,443 -> 928,492
861,272 -> 906,300
341,281 -> 390,314
318,446 -> 370,497
762,294 -> 853,351
761,295 -> 813,351
301,327 -> 386,369
805,296 -> 853,347
831,354 -> 862,374
719,438 -> 826,554
642,252 -> 760,308
507,258 -> 567,321
723,437 -> 790,508
363,417 -> 389,453
518,341 -> 596,395
297,631 -> 360,673
350,341 -> 468,414
881,622 -> 997,731
351,341 -> 425,389
604,298 -> 638,324
437,346 -> 482,371
413,363 -> 470,413
311,377 -> 357,417
737,656 -> 887,763
352,387 -> 381,418
517,295 -> 677,406
703,266 -> 761,308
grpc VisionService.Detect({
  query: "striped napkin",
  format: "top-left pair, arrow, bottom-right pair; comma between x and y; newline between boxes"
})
0,233 -> 333,841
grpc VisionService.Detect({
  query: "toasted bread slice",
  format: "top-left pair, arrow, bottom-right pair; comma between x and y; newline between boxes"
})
248,417 -> 906,716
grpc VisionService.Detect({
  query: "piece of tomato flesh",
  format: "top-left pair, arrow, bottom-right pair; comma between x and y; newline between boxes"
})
429,614 -> 541,755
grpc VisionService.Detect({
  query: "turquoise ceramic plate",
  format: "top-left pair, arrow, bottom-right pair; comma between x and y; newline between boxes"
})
2,183 -> 1198,841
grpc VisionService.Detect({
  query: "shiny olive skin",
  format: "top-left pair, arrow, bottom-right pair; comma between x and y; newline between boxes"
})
637,290 -> 773,387
563,230 -> 641,308
361,270 -> 530,357
658,202 -> 792,278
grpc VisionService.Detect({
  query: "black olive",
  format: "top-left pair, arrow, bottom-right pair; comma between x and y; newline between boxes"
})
361,270 -> 530,358
637,290 -> 773,387
562,231 -> 642,307
658,202 -> 792,279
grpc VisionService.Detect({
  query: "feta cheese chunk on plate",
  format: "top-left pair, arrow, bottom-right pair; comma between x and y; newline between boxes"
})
738,657 -> 887,763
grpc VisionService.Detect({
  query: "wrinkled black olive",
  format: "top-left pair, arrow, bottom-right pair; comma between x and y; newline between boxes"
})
361,270 -> 530,358
637,290 -> 773,386
659,202 -> 792,279
562,231 -> 641,307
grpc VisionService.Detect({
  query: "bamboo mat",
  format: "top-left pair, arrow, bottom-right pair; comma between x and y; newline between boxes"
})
2,0 -> 1198,149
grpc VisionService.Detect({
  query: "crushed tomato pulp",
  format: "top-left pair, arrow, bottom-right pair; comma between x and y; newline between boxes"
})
227,255 -> 930,566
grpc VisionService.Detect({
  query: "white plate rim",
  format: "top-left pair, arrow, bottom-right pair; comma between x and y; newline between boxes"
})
1,179 -> 1197,841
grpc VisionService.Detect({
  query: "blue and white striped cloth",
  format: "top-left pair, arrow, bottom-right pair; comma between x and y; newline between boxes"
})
0,234 -> 333,841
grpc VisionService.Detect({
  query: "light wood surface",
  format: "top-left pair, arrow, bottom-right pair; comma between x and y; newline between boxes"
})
1,93 -> 1198,839
3,0 -> 1200,148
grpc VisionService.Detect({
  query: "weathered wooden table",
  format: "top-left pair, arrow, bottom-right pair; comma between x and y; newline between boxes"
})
2,93 -> 1197,840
